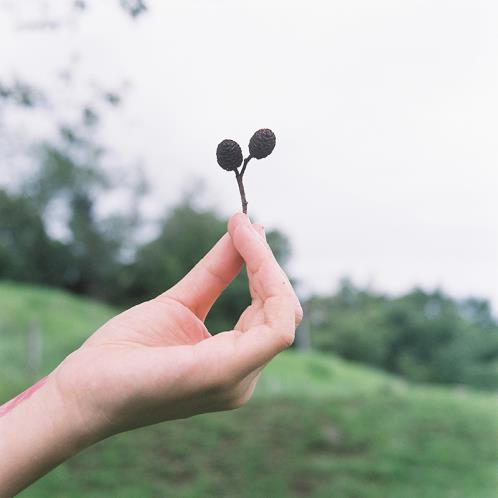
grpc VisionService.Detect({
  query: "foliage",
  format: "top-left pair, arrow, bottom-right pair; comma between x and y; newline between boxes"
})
0,80 -> 44,108
0,137 -> 137,303
310,279 -> 498,390
0,190 -> 70,288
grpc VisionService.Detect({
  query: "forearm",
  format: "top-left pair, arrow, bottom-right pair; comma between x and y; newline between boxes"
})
0,375 -> 89,497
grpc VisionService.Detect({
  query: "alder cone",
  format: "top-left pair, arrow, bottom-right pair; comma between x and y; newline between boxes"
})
249,128 -> 276,159
216,139 -> 243,171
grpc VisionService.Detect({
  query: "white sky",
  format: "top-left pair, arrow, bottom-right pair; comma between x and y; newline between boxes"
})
1,0 -> 497,309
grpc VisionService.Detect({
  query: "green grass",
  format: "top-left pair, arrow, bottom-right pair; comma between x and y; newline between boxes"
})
0,280 -> 115,395
1,281 -> 497,498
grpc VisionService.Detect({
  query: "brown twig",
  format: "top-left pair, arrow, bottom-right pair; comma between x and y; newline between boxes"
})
234,169 -> 247,214
234,155 -> 253,214
240,154 -> 252,177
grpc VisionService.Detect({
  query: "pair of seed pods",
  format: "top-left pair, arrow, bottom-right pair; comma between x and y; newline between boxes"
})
216,128 -> 276,214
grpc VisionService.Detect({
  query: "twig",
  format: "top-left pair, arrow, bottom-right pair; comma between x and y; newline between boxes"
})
235,155 -> 253,214
240,155 -> 252,177
235,169 -> 248,214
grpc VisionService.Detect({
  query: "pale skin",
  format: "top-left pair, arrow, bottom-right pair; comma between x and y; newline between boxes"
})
0,213 -> 303,497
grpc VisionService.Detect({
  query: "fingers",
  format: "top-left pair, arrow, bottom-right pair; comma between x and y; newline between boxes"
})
194,303 -> 297,382
169,213 -> 304,385
224,213 -> 304,373
233,303 -> 265,332
237,298 -> 298,372
228,214 -> 272,275
228,213 -> 298,303
161,233 -> 243,320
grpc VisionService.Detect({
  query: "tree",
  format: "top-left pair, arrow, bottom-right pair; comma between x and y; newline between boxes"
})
0,189 -> 70,286
310,281 -> 498,389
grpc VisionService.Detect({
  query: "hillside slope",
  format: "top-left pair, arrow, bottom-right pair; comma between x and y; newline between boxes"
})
0,280 -> 115,394
1,281 -> 497,498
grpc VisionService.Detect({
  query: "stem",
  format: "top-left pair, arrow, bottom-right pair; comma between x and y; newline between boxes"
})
235,170 -> 248,214
240,155 -> 252,177
235,155 -> 253,214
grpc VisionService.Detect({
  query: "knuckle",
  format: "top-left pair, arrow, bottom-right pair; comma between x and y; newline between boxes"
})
225,389 -> 253,411
225,396 -> 245,410
295,304 -> 304,326
279,327 -> 295,349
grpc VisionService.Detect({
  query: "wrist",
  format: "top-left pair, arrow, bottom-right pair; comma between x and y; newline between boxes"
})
0,372 -> 95,496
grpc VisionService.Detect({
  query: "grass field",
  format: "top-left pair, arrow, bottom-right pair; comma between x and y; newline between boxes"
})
1,281 -> 497,498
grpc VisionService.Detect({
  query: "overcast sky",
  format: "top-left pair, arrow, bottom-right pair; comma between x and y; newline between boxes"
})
1,1 -> 497,309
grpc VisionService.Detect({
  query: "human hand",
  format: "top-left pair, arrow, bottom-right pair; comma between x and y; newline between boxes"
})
50,213 -> 303,441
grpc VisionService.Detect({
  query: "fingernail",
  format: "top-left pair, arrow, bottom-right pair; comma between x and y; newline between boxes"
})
240,212 -> 252,224
229,212 -> 250,233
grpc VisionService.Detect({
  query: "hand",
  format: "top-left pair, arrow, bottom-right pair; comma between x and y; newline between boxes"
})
0,213 -> 303,496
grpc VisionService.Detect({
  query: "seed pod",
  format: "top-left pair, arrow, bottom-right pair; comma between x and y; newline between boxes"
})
216,139 -> 243,171
248,128 -> 276,159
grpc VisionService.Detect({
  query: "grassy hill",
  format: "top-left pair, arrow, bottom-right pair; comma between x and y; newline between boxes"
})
1,281 -> 497,498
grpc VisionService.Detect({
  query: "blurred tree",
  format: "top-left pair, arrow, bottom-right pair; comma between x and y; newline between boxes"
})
63,190 -> 121,300
0,0 -> 149,301
30,140 -> 142,302
310,279 -> 389,364
310,281 -> 498,390
0,102 -> 143,302
0,0 -> 146,168
0,189 -> 70,286
0,80 -> 44,109
25,142 -> 108,213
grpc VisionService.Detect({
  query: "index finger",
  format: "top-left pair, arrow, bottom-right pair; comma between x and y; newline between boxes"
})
228,213 -> 296,302
161,232 -> 243,320
226,213 -> 303,373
